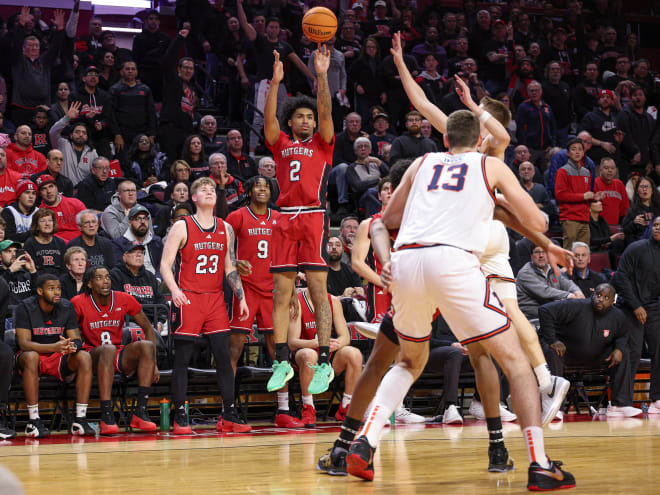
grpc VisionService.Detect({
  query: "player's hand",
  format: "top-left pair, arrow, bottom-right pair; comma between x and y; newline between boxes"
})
238,299 -> 250,320
236,260 -> 252,276
390,32 -> 405,66
454,74 -> 477,111
550,340 -> 566,357
272,50 -> 284,84
451,342 -> 469,355
171,287 -> 190,308
314,43 -> 331,75
545,242 -> 574,277
55,336 -> 73,354
634,306 -> 647,325
605,349 -> 623,368
329,338 -> 341,353
380,261 -> 393,289
153,365 -> 160,383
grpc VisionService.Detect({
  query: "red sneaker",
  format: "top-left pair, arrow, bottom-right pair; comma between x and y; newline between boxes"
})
100,410 -> 119,435
172,420 -> 193,435
275,412 -> 304,428
302,404 -> 316,428
218,408 -> 252,433
130,409 -> 157,433
334,403 -> 349,422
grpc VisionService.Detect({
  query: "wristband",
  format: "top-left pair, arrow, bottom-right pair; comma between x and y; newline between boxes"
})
72,339 -> 83,352
479,111 -> 492,124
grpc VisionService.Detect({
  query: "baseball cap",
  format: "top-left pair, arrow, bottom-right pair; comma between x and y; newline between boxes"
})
84,65 -> 100,75
351,2 -> 364,10
36,174 -> 57,190
599,89 -> 615,99
129,204 -> 150,219
373,113 -> 390,121
16,179 -> 36,197
123,241 -> 146,254
374,0 -> 387,7
492,19 -> 506,27
0,240 -> 21,252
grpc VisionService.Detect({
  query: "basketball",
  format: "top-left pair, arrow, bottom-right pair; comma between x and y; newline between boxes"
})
302,7 -> 337,43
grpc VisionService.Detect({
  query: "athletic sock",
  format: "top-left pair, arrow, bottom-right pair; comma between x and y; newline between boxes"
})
137,386 -> 150,410
341,393 -> 352,408
302,395 -> 314,406
277,392 -> 289,412
27,404 -> 39,420
523,426 -> 550,468
318,346 -> 330,364
334,416 -> 362,451
76,403 -> 88,418
275,343 -> 289,363
486,416 -> 504,448
100,400 -> 112,413
534,363 -> 553,393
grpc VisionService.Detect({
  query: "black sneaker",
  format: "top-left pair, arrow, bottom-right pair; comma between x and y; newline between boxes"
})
25,418 -> 50,438
70,417 -> 96,436
219,407 -> 251,433
346,435 -> 375,481
317,447 -> 347,476
0,407 -> 16,439
527,459 -> 576,491
488,445 -> 514,472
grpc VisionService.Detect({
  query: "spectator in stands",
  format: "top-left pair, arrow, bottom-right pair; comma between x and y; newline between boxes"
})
199,115 -> 226,157
111,243 -> 167,334
181,134 -> 209,180
31,150 -> 75,199
570,242 -> 605,296
539,283 -> 640,418
123,134 -> 167,185
288,287 -> 363,425
10,7 -> 65,126
369,112 -> 397,162
225,129 -> 257,181
96,30 -> 132,70
612,216 -> 660,415
589,200 -> 626,267
332,113 -> 367,217
482,19 -> 512,97
518,161 -> 553,217
573,62 -> 602,121
68,210 -> 115,268
76,16 -> 103,67
326,236 -> 363,298
107,60 -> 157,158
16,273 -> 95,438
163,160 -> 192,200
542,61 -> 572,148
468,9 -> 492,65
1,179 -> 38,243
75,157 -> 115,213
379,36 -> 420,129
71,65 -> 113,159
307,36 -> 348,131
338,216 -> 359,265
594,157 -> 629,225
36,175 -> 86,243
389,110 -> 438,164
631,59 -> 657,105
346,137 -> 387,209
96,51 -> 119,92
515,81 -> 556,168
59,246 -> 87,299
414,54 -> 450,108
6,125 -> 47,177
447,35 -> 469,76
49,82 -> 72,124
555,138 -> 598,249
0,148 -> 21,207
168,182 -> 189,209
101,179 -> 141,239
132,9 -> 170,102
348,36 -> 387,122
411,26 -> 447,74
112,205 -> 163,279
622,177 -> 660,245
49,101 -> 98,187
30,109 -> 51,157
616,86 -> 655,176
336,21 -> 361,71
209,153 -> 240,215
0,240 -> 37,306
24,209 -> 66,276
546,131 -> 596,200
605,55 -> 633,91
516,244 -> 584,320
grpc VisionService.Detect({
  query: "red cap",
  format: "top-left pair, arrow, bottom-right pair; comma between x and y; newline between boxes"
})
16,179 -> 36,197
599,89 -> 614,100
36,174 -> 57,190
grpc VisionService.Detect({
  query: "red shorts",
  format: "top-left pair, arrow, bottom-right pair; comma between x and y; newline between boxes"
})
171,290 -> 230,339
82,344 -> 127,374
270,209 -> 329,272
16,351 -> 74,382
230,287 -> 273,341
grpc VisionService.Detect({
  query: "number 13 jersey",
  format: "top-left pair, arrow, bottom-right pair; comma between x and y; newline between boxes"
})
176,215 -> 227,294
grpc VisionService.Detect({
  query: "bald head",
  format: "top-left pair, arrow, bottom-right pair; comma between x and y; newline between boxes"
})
14,125 -> 32,148
576,131 -> 593,152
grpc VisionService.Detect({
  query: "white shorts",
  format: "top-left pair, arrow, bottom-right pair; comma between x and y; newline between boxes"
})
480,244 -> 516,301
391,246 -> 510,345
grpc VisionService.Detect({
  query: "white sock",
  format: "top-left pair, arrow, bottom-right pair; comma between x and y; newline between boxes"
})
534,364 -> 553,393
523,426 -> 550,468
277,392 -> 289,411
341,393 -> 352,408
27,404 -> 39,420
302,394 -> 314,406
358,365 -> 415,448
76,403 -> 88,418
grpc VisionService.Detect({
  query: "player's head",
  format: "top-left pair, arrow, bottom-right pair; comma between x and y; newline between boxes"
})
444,110 -> 481,151
479,96 -> 511,130
389,159 -> 414,190
280,96 -> 317,140
84,265 -> 111,297
190,177 -> 217,208
36,273 -> 62,306
245,175 -> 273,206
378,177 -> 392,208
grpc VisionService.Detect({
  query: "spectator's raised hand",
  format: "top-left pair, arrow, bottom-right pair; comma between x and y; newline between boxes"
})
272,50 -> 284,83
314,43 -> 331,75
19,6 -> 33,27
52,9 -> 66,31
67,100 -> 81,120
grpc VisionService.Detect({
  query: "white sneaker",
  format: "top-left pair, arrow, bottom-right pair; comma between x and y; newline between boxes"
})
442,404 -> 463,424
606,405 -> 643,418
353,321 -> 380,339
499,404 -> 517,422
394,406 -> 425,424
540,376 -> 570,427
468,400 -> 485,420
647,400 -> 660,414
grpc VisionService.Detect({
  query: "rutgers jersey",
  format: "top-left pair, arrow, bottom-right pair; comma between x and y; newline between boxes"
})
394,152 -> 496,256
71,291 -> 142,348
176,215 -> 227,293
226,206 -> 279,294
298,291 -> 335,340
366,213 -> 397,323
267,131 -> 334,208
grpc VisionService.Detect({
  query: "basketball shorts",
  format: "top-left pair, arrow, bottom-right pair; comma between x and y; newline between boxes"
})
81,344 -> 128,374
368,284 -> 392,324
391,246 -> 510,345
171,290 -> 230,340
270,209 -> 329,272
230,287 -> 274,339
480,249 -> 517,300
16,351 -> 75,382
379,311 -> 399,345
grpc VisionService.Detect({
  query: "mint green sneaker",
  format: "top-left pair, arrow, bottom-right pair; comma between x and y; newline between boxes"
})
307,362 -> 335,395
267,360 -> 294,392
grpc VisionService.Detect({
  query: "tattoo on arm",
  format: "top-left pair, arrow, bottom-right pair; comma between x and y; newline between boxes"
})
227,270 -> 244,300
226,223 -> 237,268
317,73 -> 331,116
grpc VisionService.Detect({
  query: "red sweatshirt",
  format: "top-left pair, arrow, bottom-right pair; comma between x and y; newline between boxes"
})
594,177 -> 629,225
555,160 -> 591,222
5,142 -> 47,177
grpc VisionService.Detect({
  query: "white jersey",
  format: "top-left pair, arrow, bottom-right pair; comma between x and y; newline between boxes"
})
394,151 -> 496,256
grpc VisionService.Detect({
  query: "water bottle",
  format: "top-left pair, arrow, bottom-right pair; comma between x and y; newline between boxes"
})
160,398 -> 170,432
185,401 -> 189,424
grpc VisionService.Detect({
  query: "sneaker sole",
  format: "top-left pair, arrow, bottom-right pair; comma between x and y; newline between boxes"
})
542,379 -> 571,427
528,481 -> 576,491
308,368 -> 335,395
346,453 -> 374,481
130,420 -> 157,433
267,367 -> 294,392
0,432 -> 16,439
488,459 -> 514,472
172,426 -> 193,435
316,459 -> 347,476
221,422 -> 252,433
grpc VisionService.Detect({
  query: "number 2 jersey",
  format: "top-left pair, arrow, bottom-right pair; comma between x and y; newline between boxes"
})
176,215 -> 228,294
71,291 -> 142,348
225,206 -> 279,295
267,131 -> 334,208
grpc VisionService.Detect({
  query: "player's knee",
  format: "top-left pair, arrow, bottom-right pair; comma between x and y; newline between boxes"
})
345,346 -> 363,367
99,345 -> 118,363
298,349 -> 317,365
76,351 -> 93,371
21,351 -> 40,371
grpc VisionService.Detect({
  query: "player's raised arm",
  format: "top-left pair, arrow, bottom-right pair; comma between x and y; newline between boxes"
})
382,155 -> 423,230
314,44 -> 334,145
224,221 -> 249,320
160,220 -> 189,308
264,50 -> 283,147
391,31 -> 448,134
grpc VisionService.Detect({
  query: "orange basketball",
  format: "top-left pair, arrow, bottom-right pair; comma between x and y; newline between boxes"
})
302,7 -> 338,43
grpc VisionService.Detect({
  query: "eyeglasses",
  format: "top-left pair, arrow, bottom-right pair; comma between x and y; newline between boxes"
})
132,216 -> 149,223
638,184 -> 652,190
94,166 -> 110,171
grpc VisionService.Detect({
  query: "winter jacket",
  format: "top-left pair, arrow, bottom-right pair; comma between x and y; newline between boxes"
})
1,202 -> 39,243
515,99 -> 557,150
555,159 -> 591,222
516,261 -> 581,319
75,173 -> 116,211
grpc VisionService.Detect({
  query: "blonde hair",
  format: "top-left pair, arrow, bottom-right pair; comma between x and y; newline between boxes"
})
190,177 -> 217,197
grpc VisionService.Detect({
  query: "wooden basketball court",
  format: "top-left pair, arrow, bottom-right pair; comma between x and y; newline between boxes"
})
1,415 -> 659,494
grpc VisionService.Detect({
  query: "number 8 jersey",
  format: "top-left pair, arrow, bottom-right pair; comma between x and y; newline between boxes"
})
176,215 -> 228,294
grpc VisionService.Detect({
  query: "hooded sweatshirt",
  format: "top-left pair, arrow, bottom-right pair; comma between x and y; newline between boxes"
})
5,142 -> 47,177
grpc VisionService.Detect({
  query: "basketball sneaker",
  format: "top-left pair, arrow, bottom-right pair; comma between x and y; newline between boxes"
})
172,409 -> 192,435
100,410 -> 119,435
308,362 -> 334,395
334,403 -> 349,422
527,459 -> 576,491
0,406 -> 16,439
274,411 -> 304,428
70,417 -> 96,436
302,404 -> 316,428
647,400 -> 660,414
442,404 -> 463,424
488,445 -> 514,472
317,447 -> 348,476
219,407 -> 252,433
395,406 -> 425,424
130,407 -> 157,432
25,418 -> 50,438
540,376 -> 570,427
267,360 -> 294,392
346,435 -> 375,481
606,405 -> 643,417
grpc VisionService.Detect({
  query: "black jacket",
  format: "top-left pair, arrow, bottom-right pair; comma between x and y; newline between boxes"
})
75,174 -> 116,212
389,133 -> 438,164
107,81 -> 158,138
0,267 -> 36,307
612,238 -> 660,311
59,272 -> 84,300
110,263 -> 166,324
571,269 -> 605,297
160,35 -> 196,132
132,29 -> 171,71
67,235 -> 116,268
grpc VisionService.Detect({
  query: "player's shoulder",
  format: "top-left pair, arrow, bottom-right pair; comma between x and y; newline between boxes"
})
70,292 -> 87,308
225,208 -> 243,226
113,290 -> 139,305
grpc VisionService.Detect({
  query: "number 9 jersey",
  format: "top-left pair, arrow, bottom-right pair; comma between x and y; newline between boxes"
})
175,215 -> 228,294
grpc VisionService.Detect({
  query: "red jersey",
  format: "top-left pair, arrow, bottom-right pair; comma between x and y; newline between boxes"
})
267,131 -> 334,208
226,206 -> 280,295
0,169 -> 21,207
42,196 -> 86,242
594,177 -> 629,225
176,215 -> 227,293
298,291 -> 334,341
72,291 -> 142,348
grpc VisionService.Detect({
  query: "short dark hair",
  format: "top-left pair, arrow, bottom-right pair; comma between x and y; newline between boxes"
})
280,96 -> 317,135
446,110 -> 480,149
36,273 -> 59,290
30,208 -> 58,237
389,159 -> 414,190
83,265 -> 109,294
120,59 -> 137,70
178,56 -> 194,68
266,17 -> 281,27
566,137 -> 584,150
244,175 -> 274,201
377,176 -> 391,193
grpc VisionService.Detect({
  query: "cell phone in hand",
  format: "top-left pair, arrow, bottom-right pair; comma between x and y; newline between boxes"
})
16,249 -> 25,258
